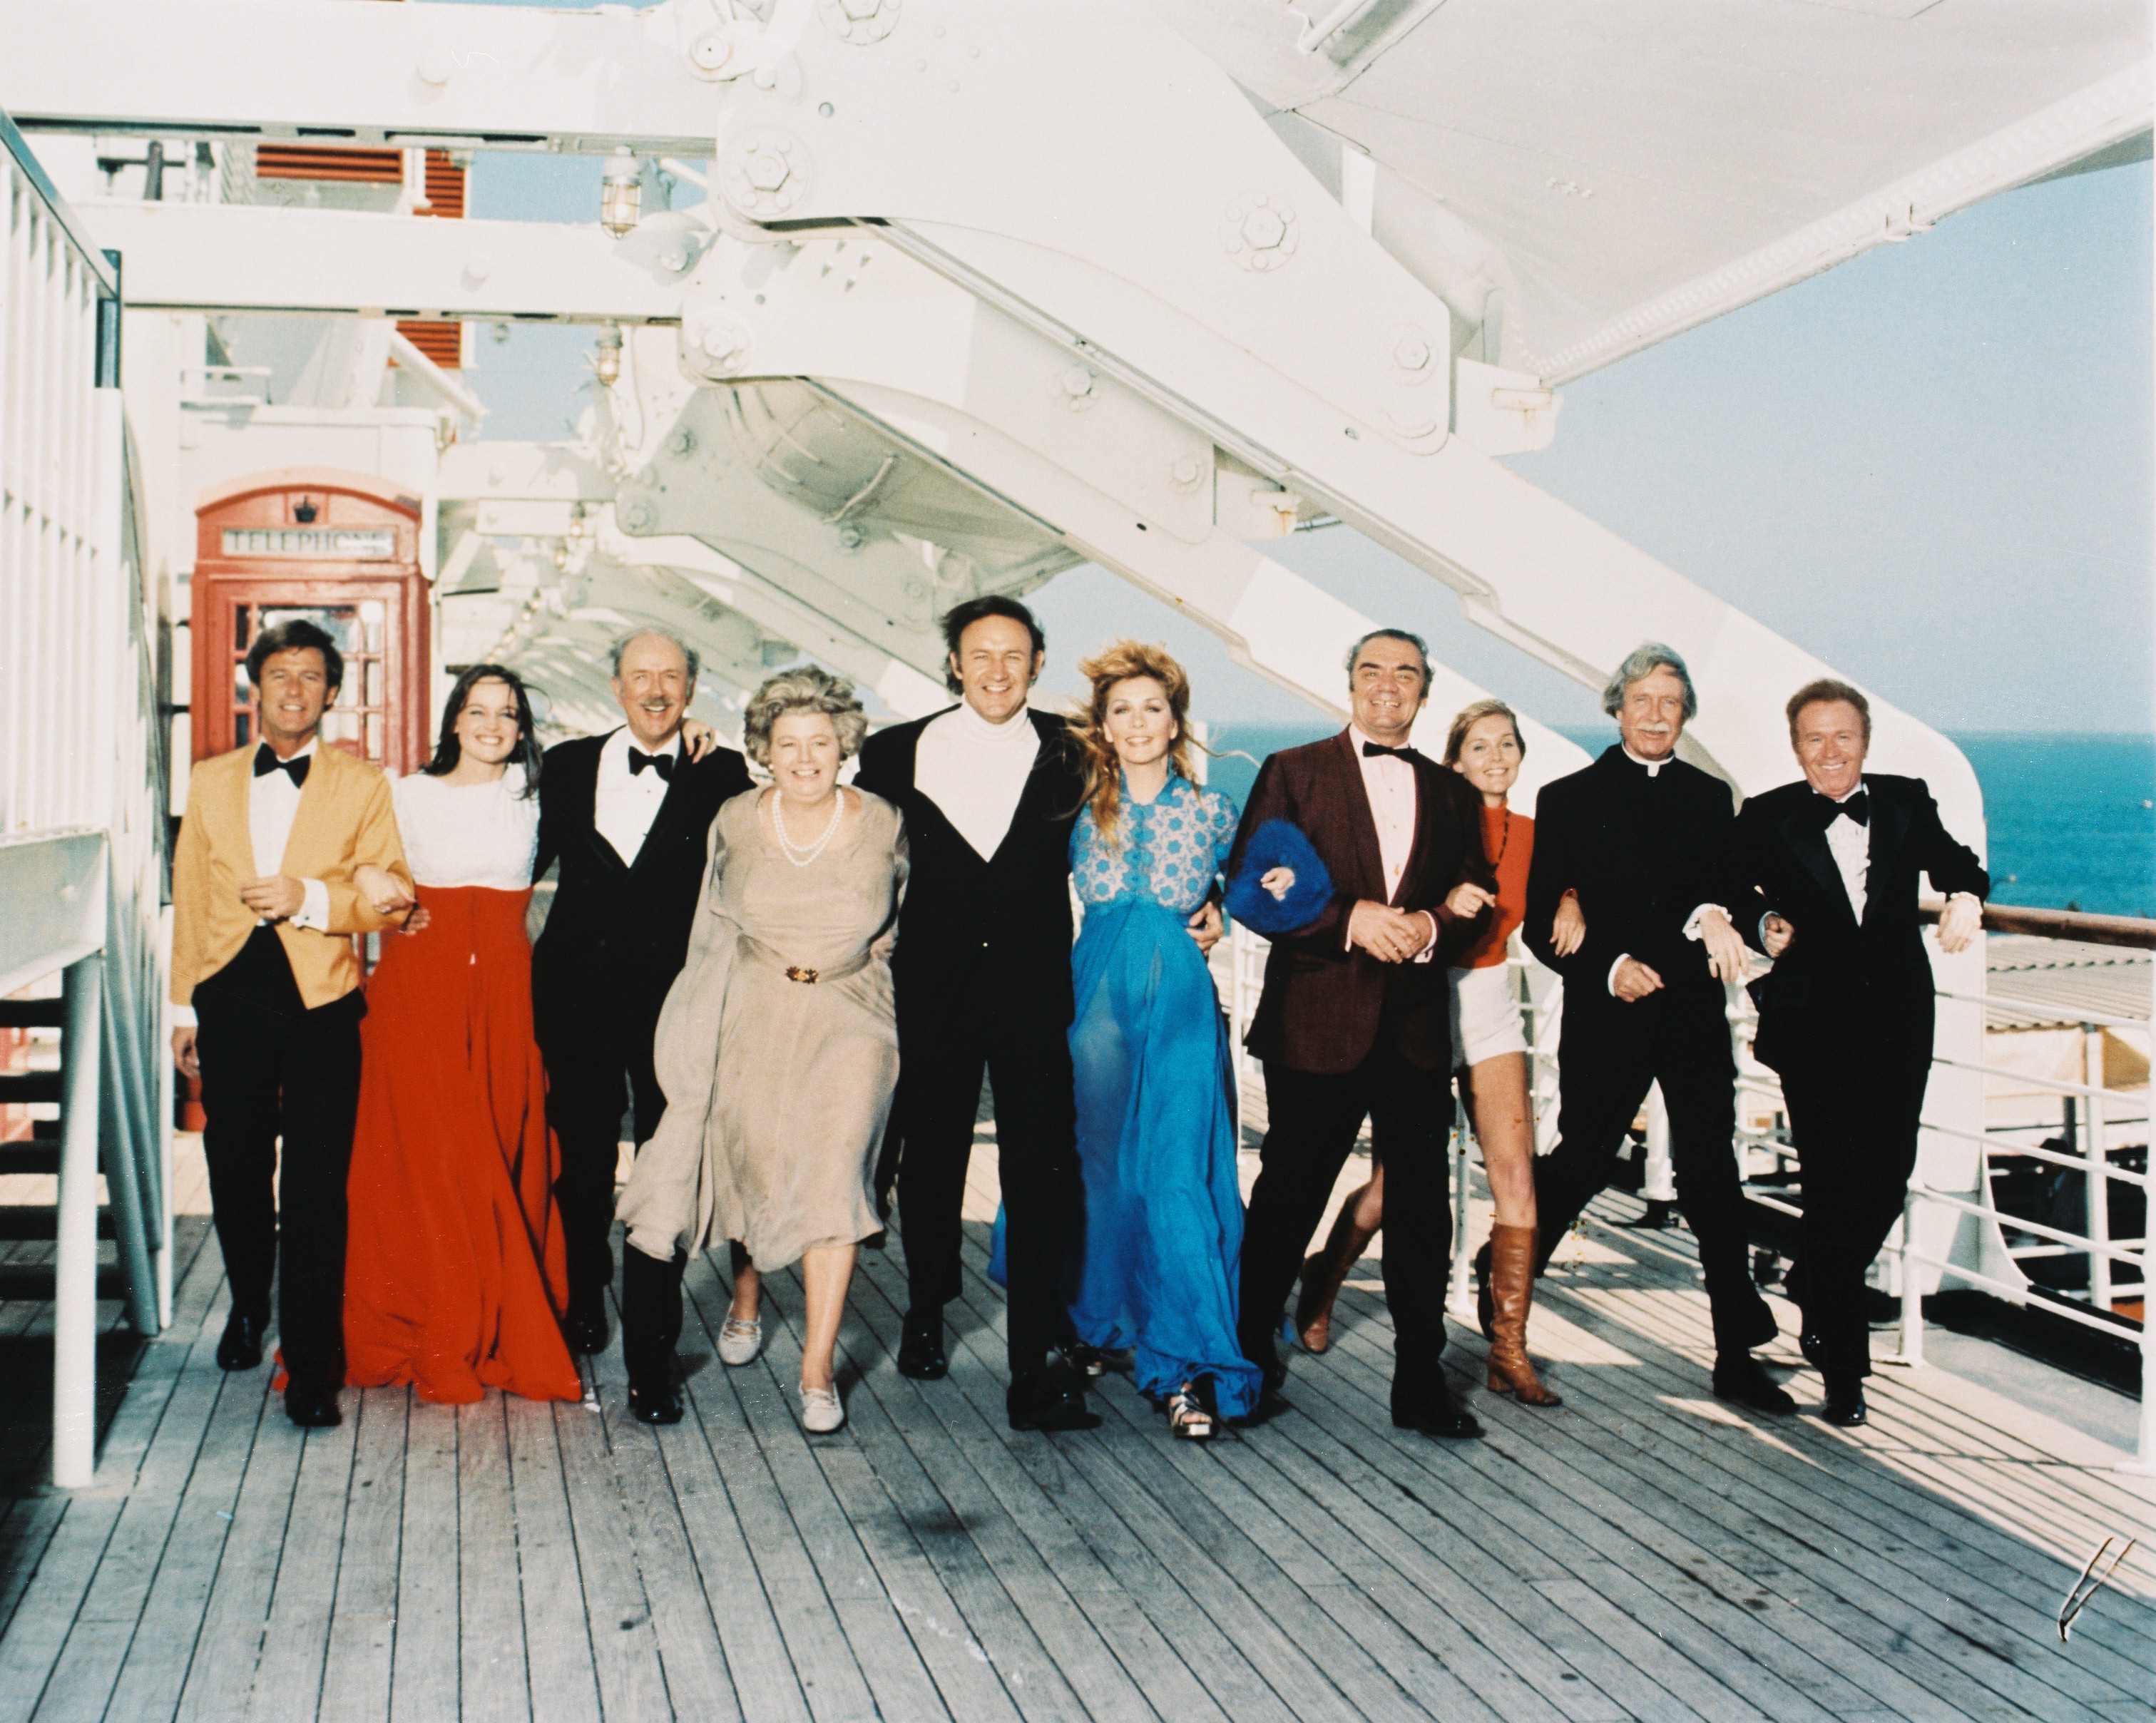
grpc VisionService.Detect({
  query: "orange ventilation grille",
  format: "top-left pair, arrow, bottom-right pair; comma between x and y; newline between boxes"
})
394,321 -> 464,370
417,150 -> 466,218
255,145 -> 402,184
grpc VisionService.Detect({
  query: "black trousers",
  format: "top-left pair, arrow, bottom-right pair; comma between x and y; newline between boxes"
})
1778,1048 -> 1928,1379
542,1020 -> 667,1319
1239,1041 -> 1454,1398
894,996 -> 1078,1376
193,926 -> 364,1395
1534,989 -> 1773,1355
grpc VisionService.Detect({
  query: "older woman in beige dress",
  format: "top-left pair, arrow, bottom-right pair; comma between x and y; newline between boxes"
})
616,668 -> 906,1433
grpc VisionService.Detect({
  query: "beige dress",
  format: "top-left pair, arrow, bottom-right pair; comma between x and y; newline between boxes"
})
618,787 -> 907,1269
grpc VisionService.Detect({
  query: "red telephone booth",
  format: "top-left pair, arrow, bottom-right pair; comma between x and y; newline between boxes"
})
191,471 -> 430,773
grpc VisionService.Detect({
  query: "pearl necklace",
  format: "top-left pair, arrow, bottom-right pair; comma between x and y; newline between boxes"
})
772,789 -> 844,868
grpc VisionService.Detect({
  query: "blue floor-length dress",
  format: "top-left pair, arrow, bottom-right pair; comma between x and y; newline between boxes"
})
1001,772 -> 1262,1416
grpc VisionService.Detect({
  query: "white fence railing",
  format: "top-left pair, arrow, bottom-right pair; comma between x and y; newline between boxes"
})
2,108 -> 170,1488
1218,918 -> 2152,1474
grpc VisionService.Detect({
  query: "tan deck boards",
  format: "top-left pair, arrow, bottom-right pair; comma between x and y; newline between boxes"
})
1,1138 -> 2150,1722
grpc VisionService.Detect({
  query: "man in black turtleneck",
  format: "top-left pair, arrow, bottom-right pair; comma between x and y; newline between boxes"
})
1520,642 -> 1789,1415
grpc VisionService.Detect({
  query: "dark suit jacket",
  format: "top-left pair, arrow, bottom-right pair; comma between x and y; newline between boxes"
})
530,729 -> 754,1053
853,707 -> 1086,1045
1225,730 -> 1488,1075
1523,747 -> 1735,1014
1722,773 -> 1987,1075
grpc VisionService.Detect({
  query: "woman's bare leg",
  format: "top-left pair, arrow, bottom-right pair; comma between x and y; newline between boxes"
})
1463,1053 -> 1536,1230
799,1242 -> 859,1392
1464,1052 -> 1559,1404
729,1241 -> 762,1324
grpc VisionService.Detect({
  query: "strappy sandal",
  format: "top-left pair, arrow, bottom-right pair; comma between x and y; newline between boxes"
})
1061,1341 -> 1106,1378
1168,1379 -> 1216,1442
718,1314 -> 763,1366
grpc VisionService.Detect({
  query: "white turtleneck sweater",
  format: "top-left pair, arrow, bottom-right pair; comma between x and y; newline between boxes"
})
915,700 -> 1041,861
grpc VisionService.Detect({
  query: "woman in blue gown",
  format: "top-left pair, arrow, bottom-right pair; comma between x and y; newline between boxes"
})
1059,640 -> 1270,1437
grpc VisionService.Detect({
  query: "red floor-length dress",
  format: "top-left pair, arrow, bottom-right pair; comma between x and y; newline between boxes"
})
344,769 -> 580,1403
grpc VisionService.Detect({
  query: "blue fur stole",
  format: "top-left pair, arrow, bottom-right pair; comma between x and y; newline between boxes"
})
1225,819 -> 1334,936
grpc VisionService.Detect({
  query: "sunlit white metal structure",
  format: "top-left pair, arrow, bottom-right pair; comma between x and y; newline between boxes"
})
1,115 -> 172,1489
1,0 -> 2148,1475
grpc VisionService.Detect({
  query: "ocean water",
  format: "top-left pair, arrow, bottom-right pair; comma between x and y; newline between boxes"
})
1204,724 -> 2155,920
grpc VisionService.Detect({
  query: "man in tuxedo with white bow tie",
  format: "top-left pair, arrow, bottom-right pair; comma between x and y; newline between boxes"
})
1701,679 -> 1986,1426
170,618 -> 412,1426
532,630 -> 752,1360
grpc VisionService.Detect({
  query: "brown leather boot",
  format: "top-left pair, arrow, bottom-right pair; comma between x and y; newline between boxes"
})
1294,1201 -> 1377,1354
1484,1222 -> 1560,1405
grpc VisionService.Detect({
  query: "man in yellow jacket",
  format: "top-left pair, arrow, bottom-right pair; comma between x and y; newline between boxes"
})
170,618 -> 410,1427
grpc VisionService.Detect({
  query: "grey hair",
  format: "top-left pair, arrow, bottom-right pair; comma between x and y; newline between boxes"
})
1343,628 -> 1431,685
742,665 -> 868,765
609,628 -> 701,682
1601,641 -> 1697,720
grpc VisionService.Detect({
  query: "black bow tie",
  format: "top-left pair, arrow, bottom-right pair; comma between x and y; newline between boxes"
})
628,748 -> 675,782
1361,740 -> 1418,761
1814,787 -> 1869,828
252,745 -> 310,788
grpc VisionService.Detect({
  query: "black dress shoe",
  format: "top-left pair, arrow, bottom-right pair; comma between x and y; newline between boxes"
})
896,1310 -> 949,1381
1392,1380 -> 1484,1440
1008,1363 -> 1102,1432
216,1311 -> 266,1372
628,1378 -> 685,1425
565,1305 -> 610,1356
285,1386 -> 343,1428
1712,1354 -> 1797,1416
1819,1374 -> 1868,1427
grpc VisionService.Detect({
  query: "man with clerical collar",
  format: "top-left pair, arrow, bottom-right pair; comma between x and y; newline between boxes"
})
1710,679 -> 1985,1426
531,629 -> 752,1361
857,595 -> 1222,1431
170,618 -> 413,1427
1521,641 -> 1792,1414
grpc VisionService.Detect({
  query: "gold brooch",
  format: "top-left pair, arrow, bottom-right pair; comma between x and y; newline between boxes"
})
784,965 -> 819,983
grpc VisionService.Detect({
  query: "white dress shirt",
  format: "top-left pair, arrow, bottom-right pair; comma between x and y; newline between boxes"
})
915,701 -> 1040,862
1821,782 -> 1871,920
250,739 -> 332,932
1347,725 -> 1438,962
593,727 -> 680,867
393,765 -> 540,889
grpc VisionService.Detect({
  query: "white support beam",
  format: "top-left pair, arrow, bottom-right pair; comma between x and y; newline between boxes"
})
0,0 -> 722,156
79,203 -> 688,322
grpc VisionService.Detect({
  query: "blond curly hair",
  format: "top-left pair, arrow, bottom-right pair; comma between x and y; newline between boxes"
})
1073,640 -> 1198,848
741,665 -> 868,766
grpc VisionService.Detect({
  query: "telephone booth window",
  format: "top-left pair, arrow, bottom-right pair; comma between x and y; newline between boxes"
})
191,473 -> 429,774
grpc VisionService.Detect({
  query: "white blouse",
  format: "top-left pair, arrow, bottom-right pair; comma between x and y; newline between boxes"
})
392,765 -> 541,891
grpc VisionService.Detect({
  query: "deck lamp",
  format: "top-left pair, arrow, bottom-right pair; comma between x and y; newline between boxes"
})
593,324 -> 623,386
601,149 -> 641,237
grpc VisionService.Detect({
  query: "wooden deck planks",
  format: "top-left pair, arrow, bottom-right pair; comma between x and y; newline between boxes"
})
4,1157 -> 2150,1723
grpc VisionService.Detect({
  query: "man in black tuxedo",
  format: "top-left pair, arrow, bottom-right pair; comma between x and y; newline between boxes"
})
1705,679 -> 1986,1426
1523,643 -> 1789,1413
856,595 -> 1220,1431
533,629 -> 752,1365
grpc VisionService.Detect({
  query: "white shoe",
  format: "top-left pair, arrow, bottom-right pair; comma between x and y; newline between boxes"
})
799,1382 -> 845,1434
718,1315 -> 762,1366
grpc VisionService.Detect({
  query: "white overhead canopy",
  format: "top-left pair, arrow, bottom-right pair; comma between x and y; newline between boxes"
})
1163,0 -> 2152,378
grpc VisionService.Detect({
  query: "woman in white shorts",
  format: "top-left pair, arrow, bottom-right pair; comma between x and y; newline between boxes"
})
1294,699 -> 1581,1406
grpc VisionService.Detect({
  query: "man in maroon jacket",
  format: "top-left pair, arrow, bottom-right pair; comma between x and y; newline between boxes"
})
1228,629 -> 1494,1437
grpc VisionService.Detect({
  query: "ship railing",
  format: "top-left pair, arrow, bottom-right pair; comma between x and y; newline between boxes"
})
2,108 -> 173,1490
1217,899 -> 2153,1474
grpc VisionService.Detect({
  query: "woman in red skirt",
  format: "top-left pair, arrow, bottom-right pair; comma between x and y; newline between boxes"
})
344,666 -> 581,1403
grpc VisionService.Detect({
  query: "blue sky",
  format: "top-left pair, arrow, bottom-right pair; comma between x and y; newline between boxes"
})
466,84 -> 2152,737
